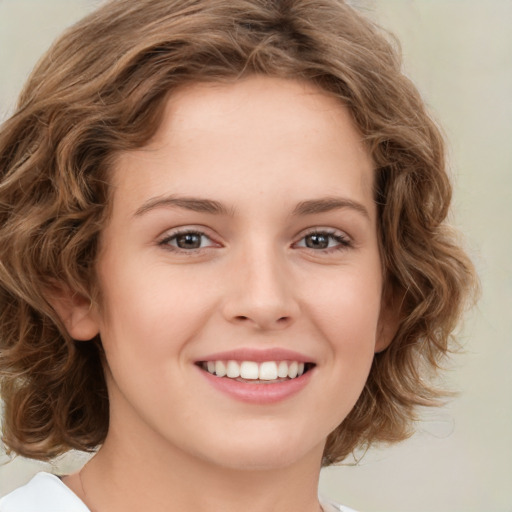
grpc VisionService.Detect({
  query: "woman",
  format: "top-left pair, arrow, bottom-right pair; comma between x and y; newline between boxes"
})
0,1 -> 477,510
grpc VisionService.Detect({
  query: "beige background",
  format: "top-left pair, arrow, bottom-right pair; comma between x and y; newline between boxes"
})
1,1 -> 511,511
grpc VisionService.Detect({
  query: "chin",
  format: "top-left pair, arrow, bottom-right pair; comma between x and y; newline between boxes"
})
194,431 -> 325,472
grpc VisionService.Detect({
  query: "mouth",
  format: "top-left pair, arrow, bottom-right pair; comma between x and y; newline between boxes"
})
196,360 -> 316,384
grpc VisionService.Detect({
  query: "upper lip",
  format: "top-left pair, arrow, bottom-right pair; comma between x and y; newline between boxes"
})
195,347 -> 315,364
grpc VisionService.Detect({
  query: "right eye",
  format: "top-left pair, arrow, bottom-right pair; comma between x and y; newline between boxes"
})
160,230 -> 217,251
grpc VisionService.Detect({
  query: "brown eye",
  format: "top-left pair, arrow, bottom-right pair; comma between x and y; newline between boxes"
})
161,230 -> 216,251
175,233 -> 203,249
304,233 -> 330,249
295,230 -> 351,251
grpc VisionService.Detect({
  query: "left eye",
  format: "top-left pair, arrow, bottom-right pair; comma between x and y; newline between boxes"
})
295,231 -> 350,250
161,231 -> 215,250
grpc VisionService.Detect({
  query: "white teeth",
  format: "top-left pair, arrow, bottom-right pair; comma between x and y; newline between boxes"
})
240,361 -> 259,379
277,361 -> 289,378
203,360 -> 310,381
288,361 -> 298,379
259,361 -> 278,380
215,360 -> 227,377
226,360 -> 240,378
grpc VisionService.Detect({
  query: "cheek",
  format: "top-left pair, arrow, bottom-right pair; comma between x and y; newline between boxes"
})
304,269 -> 382,428
307,265 -> 383,350
96,262 -> 216,361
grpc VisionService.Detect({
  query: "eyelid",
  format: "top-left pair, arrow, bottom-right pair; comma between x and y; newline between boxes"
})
292,227 -> 353,251
157,225 -> 222,251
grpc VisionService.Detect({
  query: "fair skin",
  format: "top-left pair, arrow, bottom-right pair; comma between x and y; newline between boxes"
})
59,76 -> 394,512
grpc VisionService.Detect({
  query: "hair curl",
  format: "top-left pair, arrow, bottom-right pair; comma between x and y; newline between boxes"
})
0,0 -> 477,464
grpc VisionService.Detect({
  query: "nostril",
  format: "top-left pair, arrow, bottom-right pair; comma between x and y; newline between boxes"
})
230,314 -> 294,328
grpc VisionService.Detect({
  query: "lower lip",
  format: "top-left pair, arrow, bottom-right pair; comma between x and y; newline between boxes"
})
198,367 -> 314,404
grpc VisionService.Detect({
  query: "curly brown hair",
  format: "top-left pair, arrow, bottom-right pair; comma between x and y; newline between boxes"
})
0,0 -> 477,465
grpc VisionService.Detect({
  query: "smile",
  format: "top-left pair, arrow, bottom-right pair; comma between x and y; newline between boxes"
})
195,348 -> 316,403
199,360 -> 315,382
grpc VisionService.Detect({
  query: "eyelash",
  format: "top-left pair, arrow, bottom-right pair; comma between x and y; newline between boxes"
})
158,228 -> 352,254
159,229 -> 218,253
293,229 -> 352,252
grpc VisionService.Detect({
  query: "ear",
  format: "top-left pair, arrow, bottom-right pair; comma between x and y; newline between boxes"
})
375,287 -> 402,353
46,285 -> 100,341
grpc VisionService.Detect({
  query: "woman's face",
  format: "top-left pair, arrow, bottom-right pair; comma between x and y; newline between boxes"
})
86,76 -> 392,470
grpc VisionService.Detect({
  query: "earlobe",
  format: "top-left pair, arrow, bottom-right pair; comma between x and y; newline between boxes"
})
46,285 -> 100,341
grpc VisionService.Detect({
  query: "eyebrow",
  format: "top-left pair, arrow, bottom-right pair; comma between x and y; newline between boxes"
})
292,197 -> 370,220
133,194 -> 370,220
134,195 -> 232,217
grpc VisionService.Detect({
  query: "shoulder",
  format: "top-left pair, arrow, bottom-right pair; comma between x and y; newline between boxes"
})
321,497 -> 359,512
0,472 -> 90,512
321,497 -> 360,512
1,476 -> 357,512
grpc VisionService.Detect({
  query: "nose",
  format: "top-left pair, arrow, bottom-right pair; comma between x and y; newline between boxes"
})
221,246 -> 300,331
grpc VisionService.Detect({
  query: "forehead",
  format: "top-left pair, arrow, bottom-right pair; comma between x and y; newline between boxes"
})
109,76 -> 374,217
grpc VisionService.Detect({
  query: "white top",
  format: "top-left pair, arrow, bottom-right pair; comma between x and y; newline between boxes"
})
0,473 -> 89,512
0,472 -> 358,512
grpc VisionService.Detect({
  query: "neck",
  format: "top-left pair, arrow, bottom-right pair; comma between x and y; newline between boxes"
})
69,428 -> 325,512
